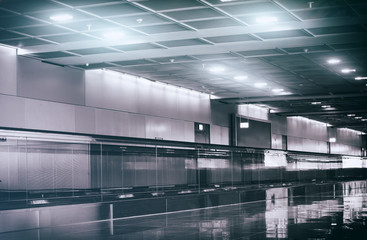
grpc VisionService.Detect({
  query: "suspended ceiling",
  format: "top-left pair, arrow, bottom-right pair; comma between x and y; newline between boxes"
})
0,0 -> 367,132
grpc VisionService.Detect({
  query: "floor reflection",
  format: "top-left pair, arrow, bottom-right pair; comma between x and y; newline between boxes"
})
1,181 -> 367,239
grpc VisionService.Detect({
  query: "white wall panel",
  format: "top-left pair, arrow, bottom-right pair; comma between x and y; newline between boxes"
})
184,121 -> 195,142
210,125 -> 222,144
128,113 -> 146,138
221,127 -> 229,145
171,119 -> 187,142
287,116 -> 328,141
17,57 -> 85,105
0,46 -> 17,95
95,109 -> 124,136
75,106 -> 95,134
0,94 -> 25,128
25,99 -> 75,132
145,116 -> 171,140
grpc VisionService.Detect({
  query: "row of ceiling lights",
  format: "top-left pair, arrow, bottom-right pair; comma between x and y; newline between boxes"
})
327,58 -> 367,80
208,66 -> 290,94
311,102 -> 367,122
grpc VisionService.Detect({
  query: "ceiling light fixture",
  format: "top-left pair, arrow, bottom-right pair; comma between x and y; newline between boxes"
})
362,119 -> 367,122
234,75 -> 248,81
311,101 -> 322,105
355,116 -> 362,119
254,82 -> 267,88
341,68 -> 356,73
272,88 -> 284,93
355,76 -> 367,80
50,14 -> 73,22
255,16 -> 278,24
209,66 -> 225,73
327,58 -> 341,64
103,31 -> 124,40
321,105 -> 331,108
347,114 -> 356,117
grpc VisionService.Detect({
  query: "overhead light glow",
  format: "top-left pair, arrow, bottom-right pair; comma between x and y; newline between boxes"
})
209,66 -> 225,73
341,68 -> 356,73
50,14 -> 73,22
327,58 -> 341,64
254,82 -> 267,88
234,75 -> 248,81
220,0 -> 234,2
256,16 -> 278,24
103,31 -> 124,40
329,137 -> 336,143
362,119 -> 367,122
326,123 -> 333,127
321,105 -> 331,108
355,116 -> 362,119
272,88 -> 284,93
311,101 -> 322,105
355,76 -> 367,80
347,114 -> 355,117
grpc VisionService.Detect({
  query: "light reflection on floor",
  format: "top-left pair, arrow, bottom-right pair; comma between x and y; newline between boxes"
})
1,181 -> 367,239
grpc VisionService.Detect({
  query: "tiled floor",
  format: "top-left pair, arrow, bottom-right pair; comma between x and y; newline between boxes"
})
1,185 -> 367,240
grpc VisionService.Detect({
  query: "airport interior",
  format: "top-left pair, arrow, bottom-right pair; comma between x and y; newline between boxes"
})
0,0 -> 367,239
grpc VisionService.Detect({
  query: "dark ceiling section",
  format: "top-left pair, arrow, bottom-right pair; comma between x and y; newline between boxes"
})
0,0 -> 367,132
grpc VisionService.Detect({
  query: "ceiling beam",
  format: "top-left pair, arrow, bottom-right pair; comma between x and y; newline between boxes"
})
216,92 -> 367,104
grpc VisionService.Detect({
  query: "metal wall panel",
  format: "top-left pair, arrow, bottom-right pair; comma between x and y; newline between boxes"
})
272,134 -> 283,150
336,128 -> 361,147
128,113 -> 146,138
95,109 -> 122,136
221,127 -> 230,145
0,95 -> 25,128
171,119 -> 187,142
145,116 -> 171,140
287,116 -> 328,141
269,115 -> 287,135
25,99 -> 76,132
184,121 -> 195,142
17,57 -> 85,105
75,106 -> 96,134
210,124 -> 222,144
0,46 -> 17,95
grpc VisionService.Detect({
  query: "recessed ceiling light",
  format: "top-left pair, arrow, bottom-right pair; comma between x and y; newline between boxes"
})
103,31 -> 124,40
327,58 -> 340,64
355,116 -> 362,119
341,68 -> 356,73
347,114 -> 356,117
362,119 -> 367,122
311,101 -> 322,105
355,76 -> 367,80
50,14 -> 73,22
234,75 -> 248,81
255,16 -> 278,24
321,105 -> 331,108
272,88 -> 284,93
254,82 -> 267,88
209,66 -> 225,73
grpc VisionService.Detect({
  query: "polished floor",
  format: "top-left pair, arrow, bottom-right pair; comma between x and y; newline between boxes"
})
1,184 -> 367,240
